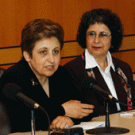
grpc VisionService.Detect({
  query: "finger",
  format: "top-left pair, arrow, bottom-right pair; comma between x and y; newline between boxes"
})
76,109 -> 94,118
82,108 -> 94,116
82,108 -> 94,113
59,121 -> 67,129
54,116 -> 63,123
59,118 -> 73,129
81,104 -> 94,109
55,118 -> 66,129
52,118 -> 59,125
55,117 -> 73,129
51,116 -> 62,128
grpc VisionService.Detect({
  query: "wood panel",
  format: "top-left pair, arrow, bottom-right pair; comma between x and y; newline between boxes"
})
0,65 -> 13,70
112,50 -> 135,72
60,57 -> 76,66
0,0 -> 92,48
121,36 -> 135,50
0,47 -> 22,65
61,42 -> 84,57
0,36 -> 135,69
0,35 -> 134,66
1,0 -> 135,50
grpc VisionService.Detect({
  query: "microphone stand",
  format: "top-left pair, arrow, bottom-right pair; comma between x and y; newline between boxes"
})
31,110 -> 35,135
86,100 -> 130,134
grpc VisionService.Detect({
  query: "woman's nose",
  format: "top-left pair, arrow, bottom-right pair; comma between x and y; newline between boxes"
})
94,35 -> 100,43
48,54 -> 55,63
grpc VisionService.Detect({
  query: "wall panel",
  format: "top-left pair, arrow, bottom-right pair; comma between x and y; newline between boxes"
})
112,50 -> 135,72
1,36 -> 135,72
0,0 -> 92,48
1,0 -> 135,49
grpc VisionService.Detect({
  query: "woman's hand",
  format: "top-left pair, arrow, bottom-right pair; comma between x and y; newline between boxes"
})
62,100 -> 94,119
50,116 -> 74,129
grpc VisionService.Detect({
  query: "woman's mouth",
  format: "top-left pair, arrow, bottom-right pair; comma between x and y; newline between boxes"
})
92,46 -> 101,49
46,65 -> 54,70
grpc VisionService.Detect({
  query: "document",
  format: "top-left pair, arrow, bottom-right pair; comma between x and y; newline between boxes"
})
71,121 -> 105,130
120,111 -> 135,117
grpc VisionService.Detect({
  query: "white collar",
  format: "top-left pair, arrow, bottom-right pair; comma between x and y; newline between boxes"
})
85,49 -> 115,71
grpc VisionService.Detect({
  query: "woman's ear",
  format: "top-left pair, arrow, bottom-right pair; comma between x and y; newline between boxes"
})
23,51 -> 31,62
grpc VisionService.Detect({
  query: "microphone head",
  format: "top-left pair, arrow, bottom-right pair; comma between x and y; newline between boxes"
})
2,83 -> 22,100
81,77 -> 96,91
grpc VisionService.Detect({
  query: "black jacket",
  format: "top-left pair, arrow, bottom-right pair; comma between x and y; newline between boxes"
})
0,59 -> 79,133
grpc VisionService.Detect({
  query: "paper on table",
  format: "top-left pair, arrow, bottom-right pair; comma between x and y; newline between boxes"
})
120,111 -> 135,117
71,121 -> 105,130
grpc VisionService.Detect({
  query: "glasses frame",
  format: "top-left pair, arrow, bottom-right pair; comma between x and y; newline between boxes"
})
86,31 -> 111,40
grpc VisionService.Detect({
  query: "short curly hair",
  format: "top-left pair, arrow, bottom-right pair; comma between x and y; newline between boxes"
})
77,8 -> 123,52
21,19 -> 64,58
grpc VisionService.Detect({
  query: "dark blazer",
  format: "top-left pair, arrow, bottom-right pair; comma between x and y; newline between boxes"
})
0,59 -> 78,133
64,55 -> 135,122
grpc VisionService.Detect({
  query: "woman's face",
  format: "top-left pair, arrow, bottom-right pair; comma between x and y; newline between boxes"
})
24,37 -> 61,78
86,23 -> 111,58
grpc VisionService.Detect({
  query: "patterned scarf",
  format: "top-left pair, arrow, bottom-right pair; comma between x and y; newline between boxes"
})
117,68 -> 132,110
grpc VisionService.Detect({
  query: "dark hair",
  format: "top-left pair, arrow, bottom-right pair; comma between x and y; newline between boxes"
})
77,8 -> 123,52
21,19 -> 64,57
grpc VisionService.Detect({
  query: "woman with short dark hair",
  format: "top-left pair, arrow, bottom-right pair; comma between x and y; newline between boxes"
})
21,19 -> 64,57
0,19 -> 94,133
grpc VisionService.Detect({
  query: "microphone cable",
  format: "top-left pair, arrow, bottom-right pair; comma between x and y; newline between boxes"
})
38,106 -> 51,135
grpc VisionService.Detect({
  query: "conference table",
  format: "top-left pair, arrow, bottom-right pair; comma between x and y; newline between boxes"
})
91,110 -> 135,134
9,110 -> 135,135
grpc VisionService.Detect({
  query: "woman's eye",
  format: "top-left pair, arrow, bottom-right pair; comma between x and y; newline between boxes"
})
89,32 -> 95,36
53,50 -> 60,54
40,50 -> 46,55
100,33 -> 107,37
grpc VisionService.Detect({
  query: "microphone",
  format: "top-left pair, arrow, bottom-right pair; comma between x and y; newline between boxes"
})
2,83 -> 41,110
82,77 -> 135,111
83,77 -> 131,135
2,83 -> 51,135
81,77 -> 118,102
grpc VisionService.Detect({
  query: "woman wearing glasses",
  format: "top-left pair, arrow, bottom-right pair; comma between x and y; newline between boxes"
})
64,9 -> 135,121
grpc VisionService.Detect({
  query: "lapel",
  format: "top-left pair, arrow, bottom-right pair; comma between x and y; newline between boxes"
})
92,64 -> 127,111
92,67 -> 119,112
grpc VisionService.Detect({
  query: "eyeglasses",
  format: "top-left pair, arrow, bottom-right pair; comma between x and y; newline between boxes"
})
86,31 -> 111,40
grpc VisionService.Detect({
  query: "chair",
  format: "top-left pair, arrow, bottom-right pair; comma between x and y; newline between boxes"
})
0,67 -> 5,77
